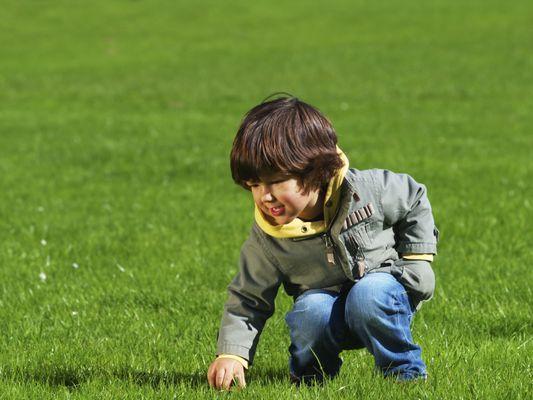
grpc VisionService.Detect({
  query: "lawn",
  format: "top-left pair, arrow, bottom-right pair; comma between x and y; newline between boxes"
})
0,0 -> 531,398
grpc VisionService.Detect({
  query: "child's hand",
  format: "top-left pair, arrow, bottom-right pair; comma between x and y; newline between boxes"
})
207,358 -> 246,390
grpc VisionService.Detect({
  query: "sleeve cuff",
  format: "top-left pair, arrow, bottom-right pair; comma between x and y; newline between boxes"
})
396,241 -> 437,255
217,354 -> 249,369
401,253 -> 434,262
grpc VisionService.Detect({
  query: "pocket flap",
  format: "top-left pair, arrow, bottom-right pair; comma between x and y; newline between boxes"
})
341,202 -> 374,231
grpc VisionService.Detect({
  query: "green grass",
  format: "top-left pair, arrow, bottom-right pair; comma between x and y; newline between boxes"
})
1,0 -> 532,398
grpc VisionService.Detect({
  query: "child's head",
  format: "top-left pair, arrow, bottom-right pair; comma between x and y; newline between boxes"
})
230,95 -> 343,194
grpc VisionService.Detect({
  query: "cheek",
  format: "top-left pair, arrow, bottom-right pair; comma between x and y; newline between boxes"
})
251,190 -> 261,205
278,193 -> 307,210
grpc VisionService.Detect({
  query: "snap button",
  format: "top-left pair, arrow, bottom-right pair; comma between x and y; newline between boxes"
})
301,226 -> 308,233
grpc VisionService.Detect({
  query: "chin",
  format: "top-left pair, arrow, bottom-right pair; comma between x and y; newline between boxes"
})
275,215 -> 295,225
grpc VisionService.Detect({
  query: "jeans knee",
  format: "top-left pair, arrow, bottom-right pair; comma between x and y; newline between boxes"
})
286,291 -> 335,345
345,273 -> 406,328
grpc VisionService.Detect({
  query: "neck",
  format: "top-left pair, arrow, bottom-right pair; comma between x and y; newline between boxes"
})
299,189 -> 325,222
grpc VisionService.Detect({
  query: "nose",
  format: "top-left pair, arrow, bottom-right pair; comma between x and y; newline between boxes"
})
260,186 -> 274,203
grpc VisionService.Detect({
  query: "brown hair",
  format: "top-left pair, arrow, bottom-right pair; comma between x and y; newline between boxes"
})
230,95 -> 344,193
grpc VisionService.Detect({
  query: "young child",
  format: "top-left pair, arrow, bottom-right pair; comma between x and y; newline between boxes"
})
207,96 -> 438,390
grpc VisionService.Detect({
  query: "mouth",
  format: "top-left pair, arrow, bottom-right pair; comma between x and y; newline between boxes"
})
269,205 -> 285,217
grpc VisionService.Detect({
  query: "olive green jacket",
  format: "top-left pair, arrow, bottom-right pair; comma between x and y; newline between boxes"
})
216,168 -> 439,364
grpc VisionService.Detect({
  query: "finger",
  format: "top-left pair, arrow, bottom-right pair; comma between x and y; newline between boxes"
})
222,369 -> 235,390
235,369 -> 246,388
215,369 -> 226,389
207,364 -> 215,388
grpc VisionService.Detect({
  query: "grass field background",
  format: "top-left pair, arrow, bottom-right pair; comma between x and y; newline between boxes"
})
1,0 -> 532,398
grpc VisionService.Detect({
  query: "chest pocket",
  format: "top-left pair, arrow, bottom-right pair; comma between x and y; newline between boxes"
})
341,202 -> 374,249
341,222 -> 373,253
340,202 -> 375,271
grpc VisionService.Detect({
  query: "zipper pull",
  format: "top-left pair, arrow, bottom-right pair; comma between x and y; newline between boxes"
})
323,234 -> 336,266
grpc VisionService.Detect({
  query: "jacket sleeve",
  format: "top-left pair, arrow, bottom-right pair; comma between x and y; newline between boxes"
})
376,170 -> 438,302
216,231 -> 283,365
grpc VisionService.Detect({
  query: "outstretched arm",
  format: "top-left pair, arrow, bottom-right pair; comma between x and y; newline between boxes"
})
210,229 -> 282,389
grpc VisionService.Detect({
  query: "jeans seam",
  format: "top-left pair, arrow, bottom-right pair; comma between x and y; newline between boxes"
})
394,291 -> 415,371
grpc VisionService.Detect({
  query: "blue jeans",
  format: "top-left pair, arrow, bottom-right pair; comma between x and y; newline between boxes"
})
285,272 -> 426,382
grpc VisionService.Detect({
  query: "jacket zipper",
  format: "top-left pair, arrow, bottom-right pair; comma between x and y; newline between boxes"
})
293,188 -> 354,263
322,189 -> 353,267
323,233 -> 336,266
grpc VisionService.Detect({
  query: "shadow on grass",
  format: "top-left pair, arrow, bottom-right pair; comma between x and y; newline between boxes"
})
1,366 -> 290,389
0,366 -> 206,390
113,367 -> 207,388
1,366 -> 85,390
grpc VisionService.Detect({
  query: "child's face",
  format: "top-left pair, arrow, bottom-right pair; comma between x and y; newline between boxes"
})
246,174 -> 323,225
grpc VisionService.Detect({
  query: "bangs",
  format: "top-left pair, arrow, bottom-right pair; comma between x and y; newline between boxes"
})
231,135 -> 302,188
230,96 -> 342,191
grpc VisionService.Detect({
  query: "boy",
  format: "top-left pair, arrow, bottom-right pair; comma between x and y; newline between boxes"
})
207,96 -> 438,390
